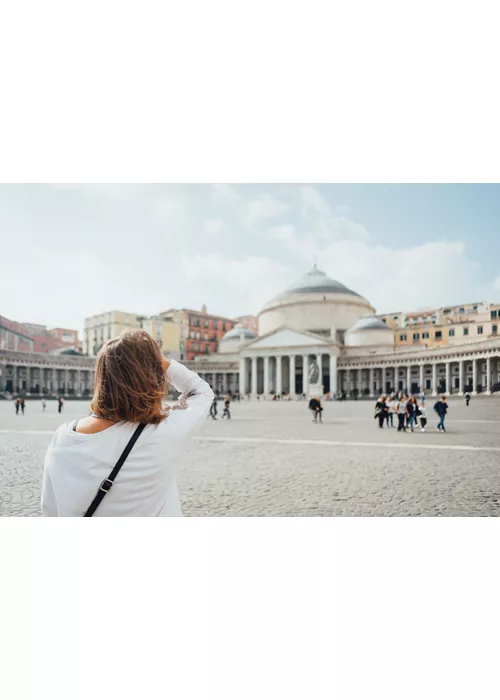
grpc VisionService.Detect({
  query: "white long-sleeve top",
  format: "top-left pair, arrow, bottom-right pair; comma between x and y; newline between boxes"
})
41,361 -> 214,517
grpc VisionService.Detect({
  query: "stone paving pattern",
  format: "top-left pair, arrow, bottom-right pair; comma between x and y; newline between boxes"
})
1,397 -> 500,516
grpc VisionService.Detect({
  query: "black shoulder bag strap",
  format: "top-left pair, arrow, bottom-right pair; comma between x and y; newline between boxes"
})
84,423 -> 147,517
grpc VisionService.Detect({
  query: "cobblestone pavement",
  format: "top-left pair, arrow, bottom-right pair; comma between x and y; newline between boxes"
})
1,397 -> 500,516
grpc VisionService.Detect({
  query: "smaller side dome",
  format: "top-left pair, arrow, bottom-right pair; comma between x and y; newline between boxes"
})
348,315 -> 389,332
345,315 -> 394,348
220,327 -> 257,342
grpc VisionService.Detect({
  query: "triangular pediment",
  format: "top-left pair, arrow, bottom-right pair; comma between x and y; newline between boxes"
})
245,326 -> 332,350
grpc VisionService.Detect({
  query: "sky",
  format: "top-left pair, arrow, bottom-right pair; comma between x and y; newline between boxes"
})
1,183 -> 500,334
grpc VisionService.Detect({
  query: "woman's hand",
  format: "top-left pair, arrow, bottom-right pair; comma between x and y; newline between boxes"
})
161,356 -> 171,374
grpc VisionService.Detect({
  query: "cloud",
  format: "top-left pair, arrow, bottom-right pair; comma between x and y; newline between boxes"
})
180,254 -> 293,316
0,184 -> 497,335
244,193 -> 288,227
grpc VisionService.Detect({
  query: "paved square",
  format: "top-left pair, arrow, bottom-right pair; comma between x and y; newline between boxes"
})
1,397 -> 500,516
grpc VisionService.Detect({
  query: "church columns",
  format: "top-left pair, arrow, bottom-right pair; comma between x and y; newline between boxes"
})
445,361 -> 451,395
239,358 -> 247,395
419,364 -> 424,393
263,356 -> 270,395
432,364 -> 438,397
458,360 -> 465,395
329,355 -> 337,396
472,358 -> 478,395
302,355 -> 309,396
289,355 -> 296,396
276,356 -> 283,396
369,367 -> 374,398
251,357 -> 258,396
486,356 -> 492,394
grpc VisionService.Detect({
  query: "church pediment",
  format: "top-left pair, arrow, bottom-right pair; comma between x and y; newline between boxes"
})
244,327 -> 332,350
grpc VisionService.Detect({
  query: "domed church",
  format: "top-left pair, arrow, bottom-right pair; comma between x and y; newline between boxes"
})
188,266 -> 498,399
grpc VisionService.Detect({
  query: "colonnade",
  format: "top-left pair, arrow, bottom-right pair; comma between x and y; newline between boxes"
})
238,353 -> 338,397
0,354 -> 94,396
339,356 -> 500,397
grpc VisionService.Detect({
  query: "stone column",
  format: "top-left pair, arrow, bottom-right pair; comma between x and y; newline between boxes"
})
289,355 -> 296,396
276,356 -> 282,395
330,355 -> 338,396
263,356 -> 270,395
472,358 -> 478,394
419,364 -> 424,394
486,357 -> 492,394
316,354 -> 322,389
0,364 -> 5,393
64,369 -> 69,396
445,362 -> 451,395
222,373 -> 228,392
302,355 -> 309,396
406,365 -> 412,395
431,363 -> 438,397
251,357 -> 258,396
369,366 -> 374,398
239,358 -> 247,395
458,360 -> 464,395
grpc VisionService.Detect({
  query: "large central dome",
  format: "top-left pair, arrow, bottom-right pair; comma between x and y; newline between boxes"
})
258,265 -> 374,338
275,265 -> 360,299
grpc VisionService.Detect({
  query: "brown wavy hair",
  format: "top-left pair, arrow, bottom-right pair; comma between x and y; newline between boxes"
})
90,329 -> 169,424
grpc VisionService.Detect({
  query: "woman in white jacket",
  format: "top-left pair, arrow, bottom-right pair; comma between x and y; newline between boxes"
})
41,329 -> 213,517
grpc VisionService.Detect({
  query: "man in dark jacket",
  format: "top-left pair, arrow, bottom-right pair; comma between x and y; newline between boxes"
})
309,396 -> 323,423
434,395 -> 449,432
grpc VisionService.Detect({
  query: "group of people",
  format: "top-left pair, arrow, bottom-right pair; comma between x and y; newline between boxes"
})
14,397 -> 26,415
14,396 -> 65,414
374,393 -> 449,433
209,395 -> 231,420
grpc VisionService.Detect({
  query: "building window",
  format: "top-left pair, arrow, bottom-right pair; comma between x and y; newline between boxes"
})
204,332 -> 208,340
493,325 -> 498,335
478,326 -> 483,334
196,331 -> 200,340
474,305 -> 478,311
435,331 -> 443,340
459,307 -> 465,313
449,329 -> 455,337
393,316 -> 398,321
400,334 -> 407,341
204,319 -> 209,328
463,328 -> 469,336
190,330 -> 194,339
491,310 -> 498,320
412,333 -> 419,341
422,332 -> 429,339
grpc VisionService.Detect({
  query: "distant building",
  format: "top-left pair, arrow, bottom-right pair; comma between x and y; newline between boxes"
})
84,310 -> 142,356
138,316 -> 183,361
160,307 -> 235,361
0,316 -> 34,353
379,301 -> 500,350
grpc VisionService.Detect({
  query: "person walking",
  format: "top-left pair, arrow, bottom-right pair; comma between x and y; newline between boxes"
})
57,396 -> 64,414
385,396 -> 396,427
41,329 -> 213,517
374,396 -> 387,428
309,396 -> 323,423
222,395 -> 231,419
41,398 -> 47,412
20,398 -> 26,415
396,394 -> 409,432
407,396 -> 417,432
434,395 -> 448,432
419,402 -> 428,432
209,397 -> 218,420
15,397 -> 20,415
465,391 -> 471,407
